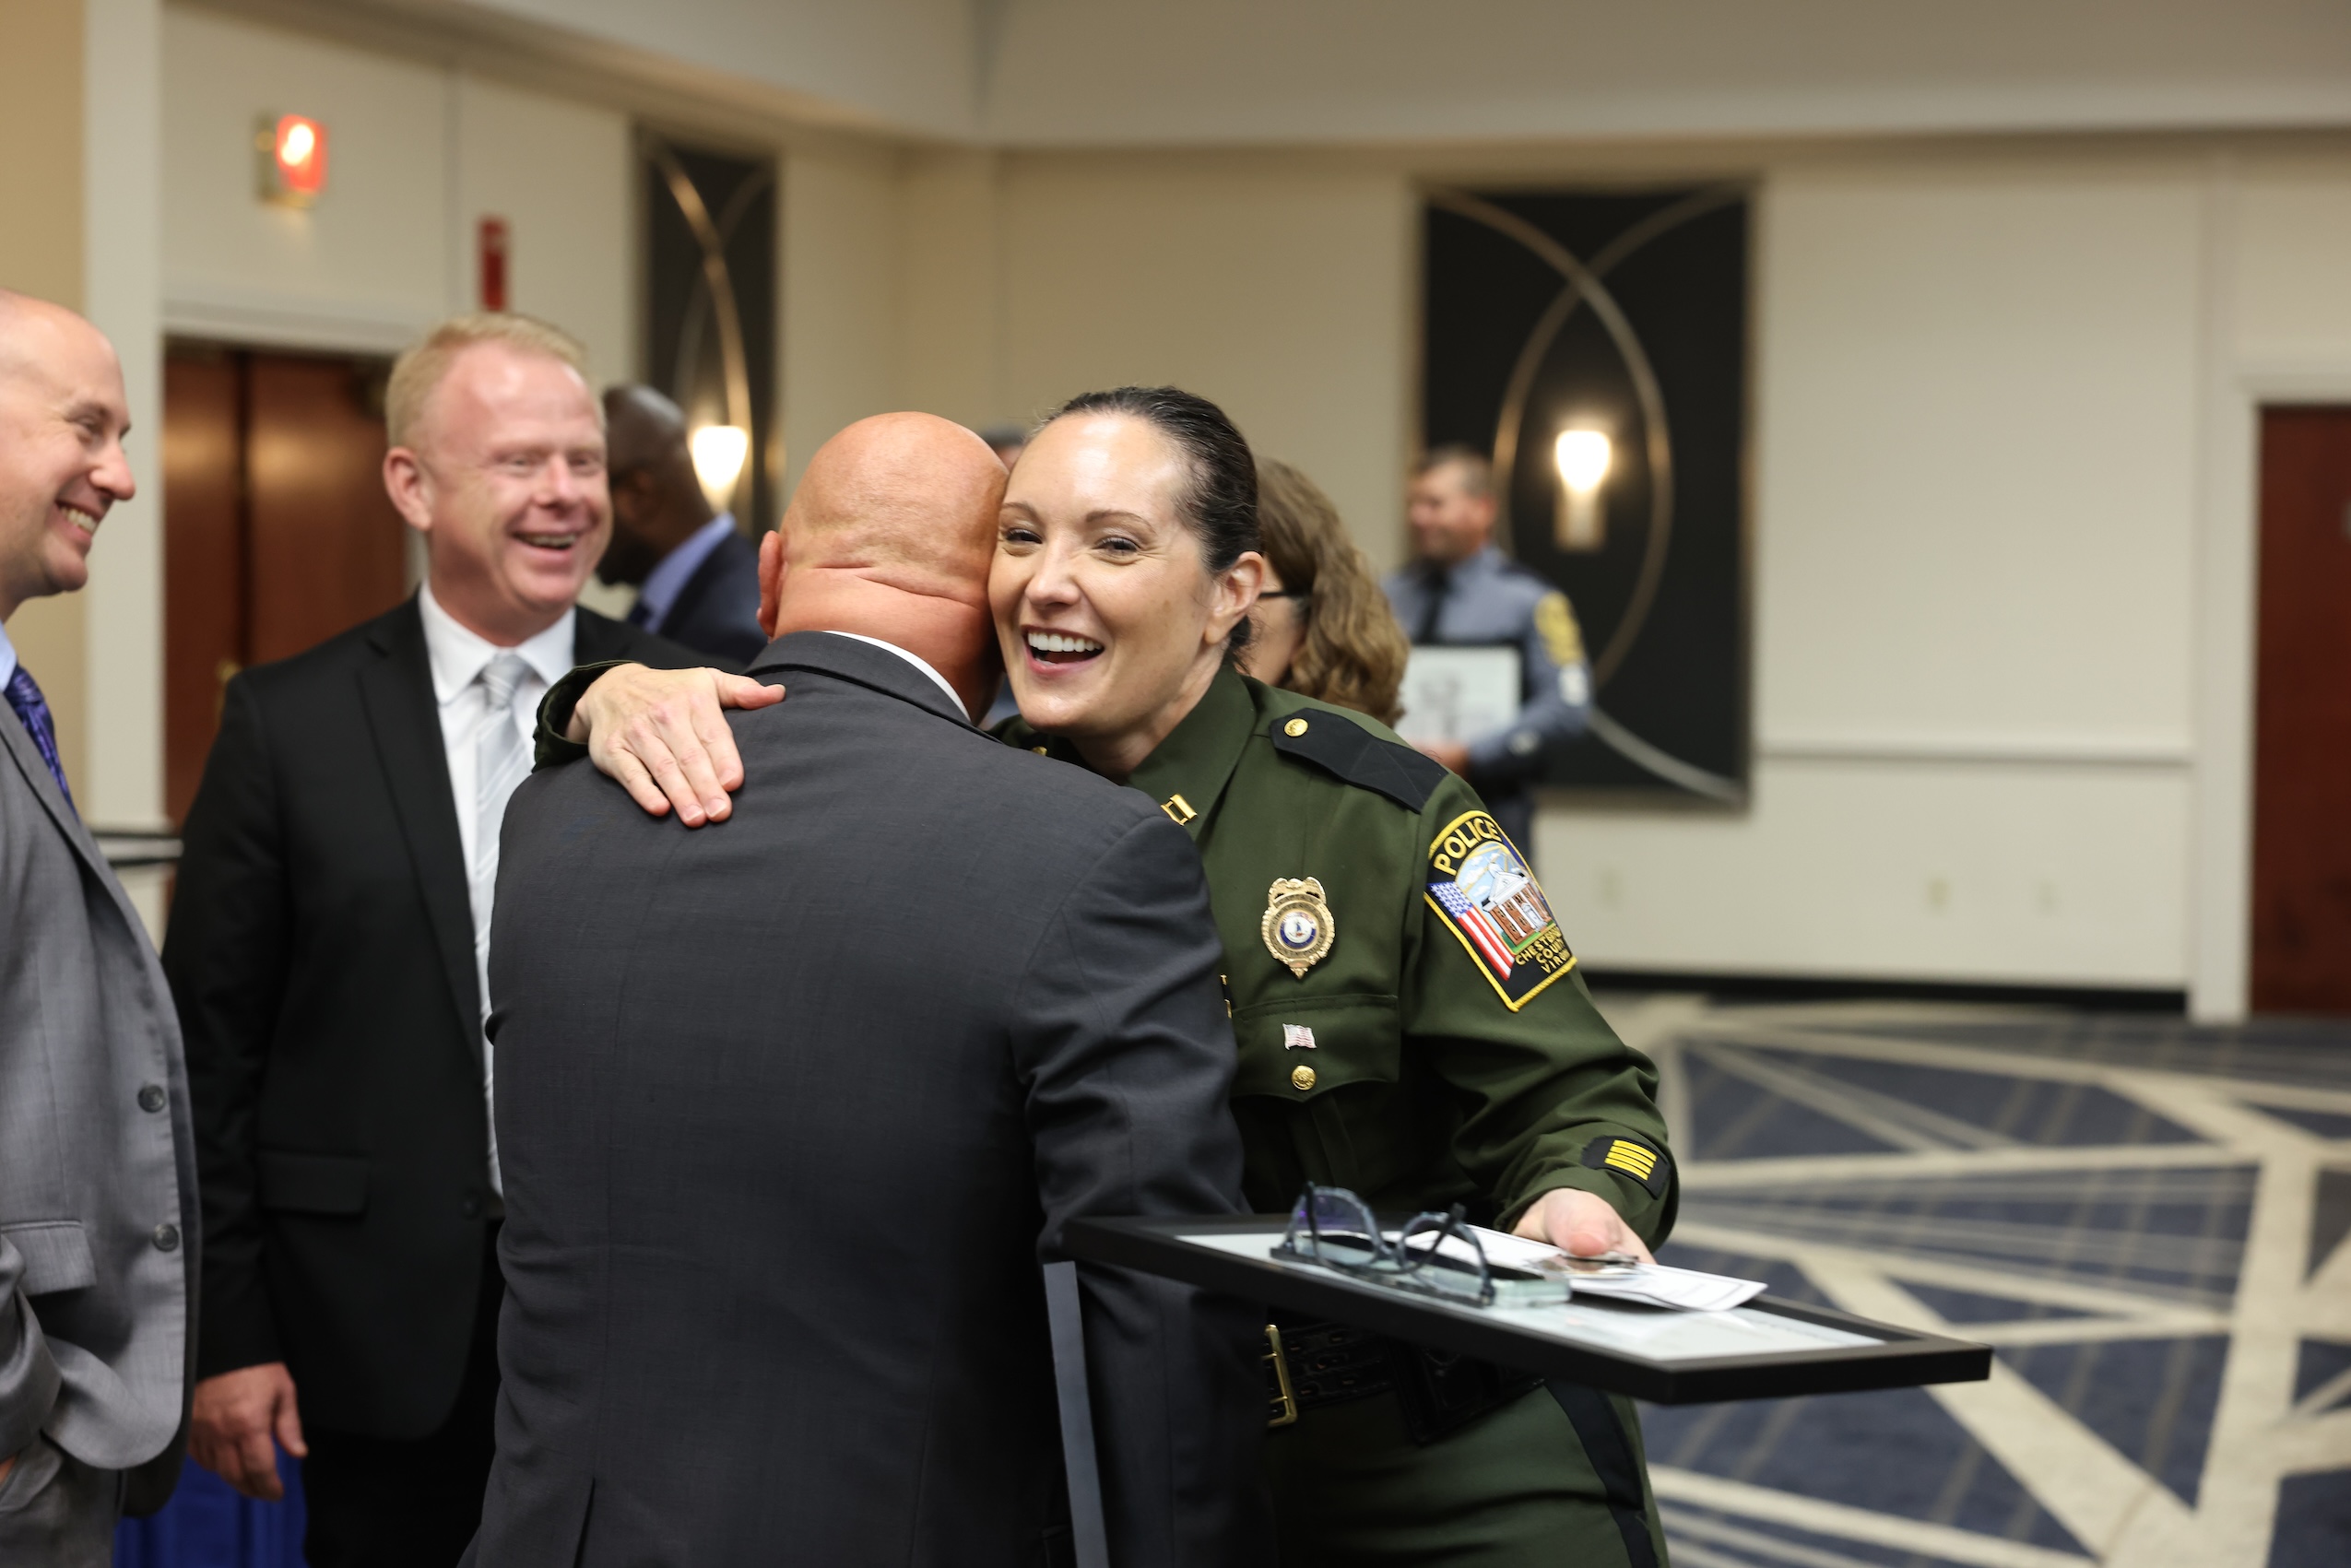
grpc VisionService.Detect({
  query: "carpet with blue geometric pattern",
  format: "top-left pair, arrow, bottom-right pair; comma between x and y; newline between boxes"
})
1607,996 -> 2351,1568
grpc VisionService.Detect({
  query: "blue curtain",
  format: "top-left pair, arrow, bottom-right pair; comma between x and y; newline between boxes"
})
114,1454 -> 307,1568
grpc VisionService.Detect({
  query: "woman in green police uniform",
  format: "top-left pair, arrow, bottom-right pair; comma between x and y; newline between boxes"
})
559,388 -> 1676,1567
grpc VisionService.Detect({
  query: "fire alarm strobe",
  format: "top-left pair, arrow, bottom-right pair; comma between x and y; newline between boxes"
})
256,113 -> 327,207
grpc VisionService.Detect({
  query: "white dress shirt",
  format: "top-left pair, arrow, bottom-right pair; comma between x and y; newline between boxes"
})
417,584 -> 576,1196
826,631 -> 969,719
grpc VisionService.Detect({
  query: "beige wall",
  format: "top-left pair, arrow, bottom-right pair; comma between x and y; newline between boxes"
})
868,136 -> 2351,1002
319,0 -> 2351,147
779,145 -> 902,499
160,6 -> 634,381
1553,152 -> 2211,989
0,0 -> 86,305
1,0 -> 90,793
986,0 -> 2351,145
997,158 -> 1415,572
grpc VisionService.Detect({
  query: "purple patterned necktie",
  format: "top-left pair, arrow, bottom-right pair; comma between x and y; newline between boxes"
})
5,663 -> 75,815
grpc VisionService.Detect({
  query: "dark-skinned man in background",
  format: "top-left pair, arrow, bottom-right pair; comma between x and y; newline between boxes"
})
596,384 -> 765,665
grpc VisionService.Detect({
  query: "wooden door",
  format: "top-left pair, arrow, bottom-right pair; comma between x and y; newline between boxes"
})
2251,406 -> 2351,1013
163,347 -> 407,824
162,350 -> 245,825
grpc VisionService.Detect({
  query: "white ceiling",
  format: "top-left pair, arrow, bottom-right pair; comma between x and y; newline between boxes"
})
225,0 -> 2351,147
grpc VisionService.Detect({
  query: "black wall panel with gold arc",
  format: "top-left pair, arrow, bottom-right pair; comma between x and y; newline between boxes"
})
643,135 -> 779,532
1423,185 -> 1750,804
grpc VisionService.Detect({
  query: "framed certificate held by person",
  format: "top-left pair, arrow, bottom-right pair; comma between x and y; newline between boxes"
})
1396,645 -> 1519,749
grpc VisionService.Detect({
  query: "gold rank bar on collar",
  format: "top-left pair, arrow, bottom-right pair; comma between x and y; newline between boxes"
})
1161,793 -> 1197,825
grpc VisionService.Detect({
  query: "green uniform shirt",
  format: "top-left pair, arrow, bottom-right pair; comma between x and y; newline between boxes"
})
1003,667 -> 1675,1244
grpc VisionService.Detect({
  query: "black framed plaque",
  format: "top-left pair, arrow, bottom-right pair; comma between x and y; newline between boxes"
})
1422,185 -> 1751,805
1066,1217 -> 1989,1406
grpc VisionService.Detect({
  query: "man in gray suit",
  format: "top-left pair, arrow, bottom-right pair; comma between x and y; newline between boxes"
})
0,289 -> 199,1562
471,413 -> 1268,1565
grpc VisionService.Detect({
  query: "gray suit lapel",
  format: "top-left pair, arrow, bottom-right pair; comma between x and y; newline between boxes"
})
0,696 -> 146,935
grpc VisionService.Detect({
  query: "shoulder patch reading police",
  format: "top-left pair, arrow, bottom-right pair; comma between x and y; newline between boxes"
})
1424,809 -> 1575,1010
1580,1134 -> 1671,1200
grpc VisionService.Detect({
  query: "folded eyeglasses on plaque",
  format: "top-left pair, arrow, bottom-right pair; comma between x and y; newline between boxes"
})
1275,1185 -> 1638,1309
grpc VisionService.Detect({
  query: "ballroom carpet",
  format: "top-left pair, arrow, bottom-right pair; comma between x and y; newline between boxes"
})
1608,995 -> 2351,1568
113,996 -> 2351,1566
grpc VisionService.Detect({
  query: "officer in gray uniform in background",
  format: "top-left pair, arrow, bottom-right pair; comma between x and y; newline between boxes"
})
1383,444 -> 1591,853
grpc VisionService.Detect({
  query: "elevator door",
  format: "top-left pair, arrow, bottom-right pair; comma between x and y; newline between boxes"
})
2251,405 -> 2351,1014
162,346 -> 408,824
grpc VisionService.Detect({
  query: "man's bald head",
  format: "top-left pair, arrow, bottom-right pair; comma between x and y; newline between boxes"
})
761,413 -> 1009,718
777,412 -> 1004,601
0,289 -> 136,620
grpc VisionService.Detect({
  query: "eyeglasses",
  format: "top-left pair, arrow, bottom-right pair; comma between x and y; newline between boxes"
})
1275,1185 -> 1496,1307
1258,590 -> 1309,602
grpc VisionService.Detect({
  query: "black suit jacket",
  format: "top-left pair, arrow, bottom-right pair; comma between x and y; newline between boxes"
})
656,526 -> 765,665
166,595 -> 708,1438
467,632 -> 1268,1567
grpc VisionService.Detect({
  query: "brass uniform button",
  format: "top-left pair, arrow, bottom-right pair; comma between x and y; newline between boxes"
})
1290,1064 -> 1317,1092
1283,717 -> 1309,737
1031,746 -> 1048,755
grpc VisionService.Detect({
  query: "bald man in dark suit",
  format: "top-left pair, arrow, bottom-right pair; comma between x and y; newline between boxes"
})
470,414 -> 1267,1567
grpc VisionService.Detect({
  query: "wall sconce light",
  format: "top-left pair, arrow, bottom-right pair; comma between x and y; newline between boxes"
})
1554,428 -> 1612,551
255,113 -> 327,207
691,425 -> 750,508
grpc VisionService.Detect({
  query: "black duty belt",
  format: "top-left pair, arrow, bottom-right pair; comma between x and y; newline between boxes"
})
1263,1315 -> 1541,1445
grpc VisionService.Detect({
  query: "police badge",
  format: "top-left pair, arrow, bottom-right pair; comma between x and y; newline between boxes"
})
1424,810 -> 1575,1010
1261,878 -> 1337,978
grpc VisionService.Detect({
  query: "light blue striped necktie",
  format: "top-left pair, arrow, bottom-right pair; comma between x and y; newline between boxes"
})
473,652 -> 532,948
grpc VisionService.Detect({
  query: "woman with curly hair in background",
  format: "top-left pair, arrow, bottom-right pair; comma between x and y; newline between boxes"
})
1241,456 -> 1410,725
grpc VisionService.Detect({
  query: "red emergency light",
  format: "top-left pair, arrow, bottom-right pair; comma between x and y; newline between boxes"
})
256,114 -> 327,206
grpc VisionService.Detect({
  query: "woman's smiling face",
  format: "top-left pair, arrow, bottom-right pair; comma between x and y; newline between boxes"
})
990,411 -> 1260,779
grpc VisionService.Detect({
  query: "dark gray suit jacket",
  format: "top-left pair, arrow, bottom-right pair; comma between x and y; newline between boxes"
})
0,690 -> 197,1515
470,632 -> 1268,1568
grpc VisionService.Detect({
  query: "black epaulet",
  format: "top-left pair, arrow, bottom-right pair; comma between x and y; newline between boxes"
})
1267,709 -> 1447,813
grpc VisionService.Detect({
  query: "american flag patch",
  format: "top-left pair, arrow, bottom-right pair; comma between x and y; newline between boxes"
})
1432,883 -> 1514,978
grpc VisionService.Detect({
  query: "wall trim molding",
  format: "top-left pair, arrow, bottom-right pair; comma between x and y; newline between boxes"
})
1759,735 -> 2192,769
162,280 -> 435,355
